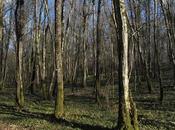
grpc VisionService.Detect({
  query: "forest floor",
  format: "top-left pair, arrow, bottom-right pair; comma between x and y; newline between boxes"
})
0,82 -> 175,130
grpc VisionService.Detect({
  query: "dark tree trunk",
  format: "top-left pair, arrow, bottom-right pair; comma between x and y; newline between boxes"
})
95,0 -> 101,105
15,0 -> 25,109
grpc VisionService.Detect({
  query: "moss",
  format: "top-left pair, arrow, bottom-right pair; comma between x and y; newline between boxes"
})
117,108 -> 134,130
117,93 -> 139,130
130,93 -> 139,130
54,82 -> 64,118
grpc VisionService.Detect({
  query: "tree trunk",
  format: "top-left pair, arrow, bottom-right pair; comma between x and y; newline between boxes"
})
41,2 -> 48,100
34,0 -> 41,89
153,0 -> 163,103
92,0 -> 96,81
15,0 -> 25,109
146,0 -> 152,78
82,0 -> 87,88
41,23 -> 47,100
95,0 -> 101,105
0,0 -> 3,88
54,0 -> 64,118
113,0 -> 139,129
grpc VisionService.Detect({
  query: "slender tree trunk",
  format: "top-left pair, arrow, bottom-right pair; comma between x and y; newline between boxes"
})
136,39 -> 152,93
153,0 -> 163,103
92,0 -> 96,80
113,0 -> 139,129
29,47 -> 36,94
41,1 -> 48,100
82,0 -> 87,88
48,70 -> 55,99
41,24 -> 47,99
54,0 -> 64,118
146,0 -> 152,77
95,0 -> 101,105
111,36 -> 115,97
153,0 -> 157,79
15,0 -> 25,109
34,0 -> 41,89
0,0 -> 3,88
156,43 -> 163,103
71,33 -> 80,93
29,0 -> 38,94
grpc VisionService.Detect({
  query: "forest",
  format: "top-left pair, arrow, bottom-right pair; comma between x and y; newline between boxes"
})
0,0 -> 175,130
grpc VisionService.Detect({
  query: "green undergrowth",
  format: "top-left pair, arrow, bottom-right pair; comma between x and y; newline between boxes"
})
0,86 -> 175,130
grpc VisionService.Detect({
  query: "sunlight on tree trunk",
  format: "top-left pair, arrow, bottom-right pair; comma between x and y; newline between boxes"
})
113,0 -> 139,129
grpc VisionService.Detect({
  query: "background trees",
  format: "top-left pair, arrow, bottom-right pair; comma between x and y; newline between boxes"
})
0,0 -> 175,129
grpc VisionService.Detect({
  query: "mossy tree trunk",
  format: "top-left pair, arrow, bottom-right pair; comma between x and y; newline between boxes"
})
54,0 -> 64,118
15,0 -> 25,109
113,0 -> 139,130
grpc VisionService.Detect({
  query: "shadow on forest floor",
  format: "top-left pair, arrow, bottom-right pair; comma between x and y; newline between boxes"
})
138,115 -> 175,130
0,103 -> 114,130
0,103 -> 175,130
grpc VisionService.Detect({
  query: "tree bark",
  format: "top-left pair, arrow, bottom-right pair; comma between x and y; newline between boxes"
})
15,0 -> 25,109
41,0 -> 48,100
153,0 -> 163,103
113,0 -> 139,129
82,0 -> 87,88
54,0 -> 64,118
95,0 -> 101,105
0,0 -> 3,86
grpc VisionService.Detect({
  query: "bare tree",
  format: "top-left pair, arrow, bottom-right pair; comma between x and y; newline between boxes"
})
0,0 -> 4,88
95,0 -> 101,105
113,0 -> 139,129
15,0 -> 25,108
54,0 -> 64,118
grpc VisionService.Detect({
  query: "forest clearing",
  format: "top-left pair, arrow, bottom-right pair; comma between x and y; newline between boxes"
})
0,0 -> 175,130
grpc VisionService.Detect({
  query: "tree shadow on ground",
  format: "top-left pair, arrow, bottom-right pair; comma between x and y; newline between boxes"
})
138,115 -> 175,130
65,95 -> 95,105
0,103 -> 174,130
136,97 -> 175,112
0,103 -> 114,130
